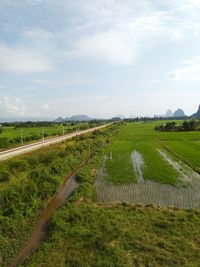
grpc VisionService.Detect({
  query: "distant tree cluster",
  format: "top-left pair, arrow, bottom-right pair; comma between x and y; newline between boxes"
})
155,120 -> 200,132
1,121 -> 56,128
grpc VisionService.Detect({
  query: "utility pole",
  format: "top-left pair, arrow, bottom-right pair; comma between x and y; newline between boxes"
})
20,129 -> 23,145
42,129 -> 44,142
63,125 -> 65,135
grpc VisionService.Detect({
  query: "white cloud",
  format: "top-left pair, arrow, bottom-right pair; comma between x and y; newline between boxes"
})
0,97 -> 26,116
38,104 -> 50,111
0,44 -> 53,73
68,30 -> 138,65
169,57 -> 200,81
24,29 -> 55,40
178,0 -> 200,10
32,79 -> 52,86
67,11 -> 182,65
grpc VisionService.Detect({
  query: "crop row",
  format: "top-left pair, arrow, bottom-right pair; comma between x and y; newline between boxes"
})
95,169 -> 200,209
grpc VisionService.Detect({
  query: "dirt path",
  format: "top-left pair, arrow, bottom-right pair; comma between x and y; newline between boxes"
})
131,150 -> 144,182
8,157 -> 92,267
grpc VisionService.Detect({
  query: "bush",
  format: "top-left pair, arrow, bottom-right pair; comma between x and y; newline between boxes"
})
8,160 -> 29,173
39,153 -> 56,165
30,135 -> 40,140
50,159 -> 65,175
0,138 -> 9,148
0,170 -> 12,182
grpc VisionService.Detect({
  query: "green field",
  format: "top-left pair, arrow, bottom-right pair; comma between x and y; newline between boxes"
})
162,140 -> 200,173
105,121 -> 200,185
1,122 -> 200,266
24,204 -> 200,267
0,123 -> 90,150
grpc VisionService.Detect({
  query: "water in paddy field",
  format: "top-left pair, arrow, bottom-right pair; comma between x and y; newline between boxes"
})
95,155 -> 200,209
131,150 -> 144,182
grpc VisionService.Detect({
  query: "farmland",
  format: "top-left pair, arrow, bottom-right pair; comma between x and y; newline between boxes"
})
1,121 -> 200,266
0,122 -> 96,150
104,121 -> 200,184
96,121 -> 200,207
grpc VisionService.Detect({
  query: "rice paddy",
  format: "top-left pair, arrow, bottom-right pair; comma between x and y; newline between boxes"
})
95,121 -> 200,208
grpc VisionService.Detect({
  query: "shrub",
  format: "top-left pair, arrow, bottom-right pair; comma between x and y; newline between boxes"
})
8,160 -> 29,173
0,170 -> 12,182
0,138 -> 9,148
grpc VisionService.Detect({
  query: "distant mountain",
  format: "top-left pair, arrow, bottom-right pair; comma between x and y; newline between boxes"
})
165,109 -> 174,117
54,115 -> 92,122
191,105 -> 200,118
67,115 -> 92,121
174,108 -> 185,117
54,116 -> 64,123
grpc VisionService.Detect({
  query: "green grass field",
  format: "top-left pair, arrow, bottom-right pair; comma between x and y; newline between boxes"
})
24,204 -> 200,267
0,123 -> 89,150
162,140 -> 200,173
0,125 -> 64,138
106,140 -> 136,183
105,121 -> 200,185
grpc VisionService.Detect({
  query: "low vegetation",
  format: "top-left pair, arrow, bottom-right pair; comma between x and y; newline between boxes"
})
0,121 -> 104,150
2,121 -> 200,267
105,123 -> 181,185
0,124 -> 119,267
95,122 -> 200,208
25,203 -> 200,266
14,132 -> 200,266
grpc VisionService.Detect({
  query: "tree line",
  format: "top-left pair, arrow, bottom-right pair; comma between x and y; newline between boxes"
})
155,120 -> 200,132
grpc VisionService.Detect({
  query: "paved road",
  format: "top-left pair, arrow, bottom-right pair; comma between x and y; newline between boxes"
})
0,123 -> 112,161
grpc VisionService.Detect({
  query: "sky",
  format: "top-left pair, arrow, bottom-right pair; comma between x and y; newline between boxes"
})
0,0 -> 200,119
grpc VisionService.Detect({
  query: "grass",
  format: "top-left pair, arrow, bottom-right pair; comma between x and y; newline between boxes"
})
2,121 -> 200,267
106,140 -> 136,183
0,125 -> 64,138
23,133 -> 200,266
24,204 -> 200,267
134,141 -> 178,185
0,124 -> 118,267
163,140 -> 200,173
105,122 -> 188,185
0,123 -> 89,150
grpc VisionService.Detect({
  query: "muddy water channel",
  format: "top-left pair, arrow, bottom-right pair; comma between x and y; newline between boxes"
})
9,161 -> 87,267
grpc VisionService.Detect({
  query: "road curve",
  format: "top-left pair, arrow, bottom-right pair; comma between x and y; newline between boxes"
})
0,123 -> 112,161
